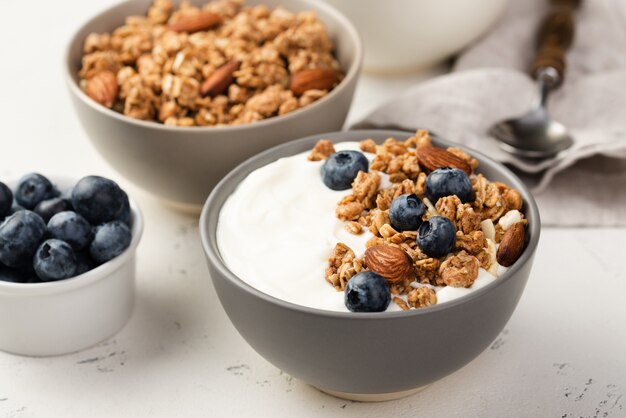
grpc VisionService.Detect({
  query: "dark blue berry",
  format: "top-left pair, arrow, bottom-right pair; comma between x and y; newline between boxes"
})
344,271 -> 391,312
33,239 -> 78,281
34,197 -> 73,223
417,216 -> 456,258
321,151 -> 369,190
47,211 -> 93,250
115,190 -> 131,226
72,176 -> 126,225
425,167 -> 474,204
75,251 -> 95,276
389,194 -> 426,231
0,182 -> 12,219
90,221 -> 131,264
0,264 -> 27,283
10,202 -> 25,215
15,173 -> 59,209
0,210 -> 46,268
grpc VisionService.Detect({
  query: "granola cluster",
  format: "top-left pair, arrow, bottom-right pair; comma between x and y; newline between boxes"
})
312,131 -> 527,311
79,0 -> 342,126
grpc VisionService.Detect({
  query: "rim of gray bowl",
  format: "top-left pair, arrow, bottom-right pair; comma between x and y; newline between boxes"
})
64,0 -> 363,133
199,129 -> 541,320
0,177 -> 144,296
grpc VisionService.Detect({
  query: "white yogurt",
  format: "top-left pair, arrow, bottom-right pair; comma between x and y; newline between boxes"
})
217,142 -> 504,312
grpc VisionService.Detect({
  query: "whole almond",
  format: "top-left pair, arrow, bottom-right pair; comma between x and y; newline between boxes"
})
290,68 -> 340,96
364,245 -> 414,284
496,222 -> 525,267
86,70 -> 118,108
200,60 -> 241,97
416,146 -> 472,175
167,11 -> 222,33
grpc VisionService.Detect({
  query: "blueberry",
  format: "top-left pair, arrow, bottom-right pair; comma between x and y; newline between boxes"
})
47,211 -> 93,250
0,182 -> 12,219
417,216 -> 456,258
344,271 -> 391,312
425,167 -> 474,204
0,264 -> 27,283
90,221 -> 131,264
321,151 -> 369,190
115,190 -> 131,226
15,173 -> 59,209
0,211 -> 46,268
389,194 -> 426,231
10,202 -> 25,215
34,197 -> 73,223
75,251 -> 95,275
33,239 -> 78,281
72,176 -> 126,225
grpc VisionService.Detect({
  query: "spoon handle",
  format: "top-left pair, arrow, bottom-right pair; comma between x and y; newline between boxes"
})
530,0 -> 581,84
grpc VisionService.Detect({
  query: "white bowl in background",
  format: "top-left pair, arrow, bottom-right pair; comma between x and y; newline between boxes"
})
320,0 -> 509,73
0,177 -> 143,357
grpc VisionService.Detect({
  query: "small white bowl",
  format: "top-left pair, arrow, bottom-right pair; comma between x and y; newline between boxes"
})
0,177 -> 143,357
320,0 -> 509,73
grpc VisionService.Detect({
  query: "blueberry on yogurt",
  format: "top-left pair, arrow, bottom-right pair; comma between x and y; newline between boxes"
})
0,210 -> 47,268
33,239 -> 78,281
47,211 -> 93,251
14,173 -> 59,209
389,194 -> 425,231
90,221 -> 131,264
344,271 -> 391,312
72,176 -> 127,224
321,150 -> 369,190
425,167 -> 474,204
417,216 -> 456,258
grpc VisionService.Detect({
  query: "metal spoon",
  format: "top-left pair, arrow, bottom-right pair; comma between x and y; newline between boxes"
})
490,0 -> 579,158
490,67 -> 572,158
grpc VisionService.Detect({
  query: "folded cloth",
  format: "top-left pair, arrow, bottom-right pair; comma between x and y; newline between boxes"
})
354,0 -> 626,226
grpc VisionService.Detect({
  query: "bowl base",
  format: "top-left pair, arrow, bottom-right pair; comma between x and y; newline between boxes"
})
315,384 -> 429,402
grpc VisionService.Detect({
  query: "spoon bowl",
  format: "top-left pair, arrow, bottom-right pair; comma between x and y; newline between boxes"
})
490,105 -> 573,158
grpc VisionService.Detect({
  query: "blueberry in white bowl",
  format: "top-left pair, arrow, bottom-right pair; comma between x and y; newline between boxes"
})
0,210 -> 47,268
72,176 -> 128,224
47,211 -> 93,251
90,221 -> 132,264
0,182 -> 13,219
34,197 -> 73,223
33,239 -> 78,281
14,173 -> 60,209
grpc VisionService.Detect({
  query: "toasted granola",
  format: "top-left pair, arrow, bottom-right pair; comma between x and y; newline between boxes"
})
311,130 -> 528,311
79,0 -> 343,126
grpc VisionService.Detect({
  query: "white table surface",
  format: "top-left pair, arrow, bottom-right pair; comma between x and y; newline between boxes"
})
1,1 -> 625,417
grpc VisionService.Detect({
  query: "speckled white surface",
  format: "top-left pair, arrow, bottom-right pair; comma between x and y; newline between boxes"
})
1,1 -> 625,417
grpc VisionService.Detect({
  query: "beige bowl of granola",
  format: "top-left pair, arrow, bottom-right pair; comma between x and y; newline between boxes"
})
65,0 -> 362,210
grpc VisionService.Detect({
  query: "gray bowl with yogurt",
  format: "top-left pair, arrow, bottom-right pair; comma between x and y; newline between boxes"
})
199,129 -> 540,401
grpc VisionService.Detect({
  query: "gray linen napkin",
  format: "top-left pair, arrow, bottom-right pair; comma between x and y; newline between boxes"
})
354,0 -> 626,226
